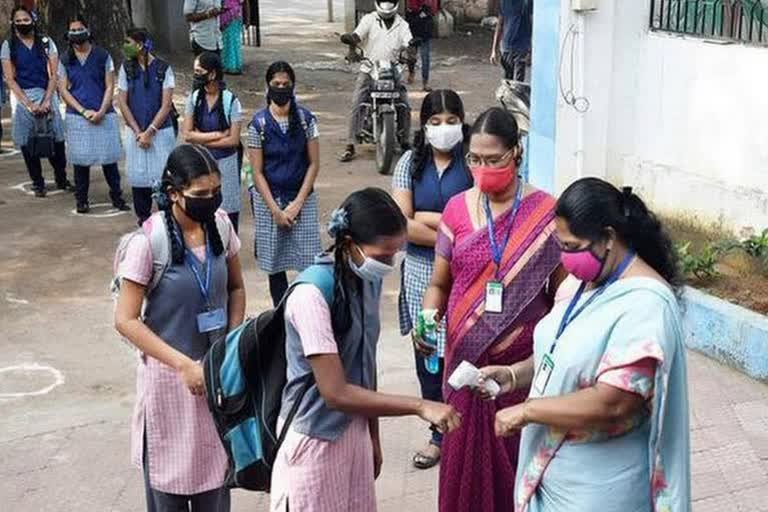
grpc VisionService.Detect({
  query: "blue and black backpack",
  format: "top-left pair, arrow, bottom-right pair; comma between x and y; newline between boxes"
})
202,264 -> 334,491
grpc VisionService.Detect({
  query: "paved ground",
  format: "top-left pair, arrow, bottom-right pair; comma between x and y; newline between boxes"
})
1,1 -> 768,511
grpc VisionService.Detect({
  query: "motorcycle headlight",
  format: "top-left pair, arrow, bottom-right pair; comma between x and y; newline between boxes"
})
375,79 -> 395,91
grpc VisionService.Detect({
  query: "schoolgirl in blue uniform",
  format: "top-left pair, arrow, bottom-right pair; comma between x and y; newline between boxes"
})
117,27 -> 177,225
391,89 -> 473,470
247,61 -> 322,307
58,14 -> 128,214
183,51 -> 243,233
0,6 -> 72,197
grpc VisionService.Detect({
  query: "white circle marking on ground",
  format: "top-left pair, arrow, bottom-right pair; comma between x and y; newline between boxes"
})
0,363 -> 65,399
10,181 -> 66,197
70,202 -> 128,218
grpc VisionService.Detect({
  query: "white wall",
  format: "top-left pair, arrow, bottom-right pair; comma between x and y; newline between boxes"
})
554,0 -> 768,231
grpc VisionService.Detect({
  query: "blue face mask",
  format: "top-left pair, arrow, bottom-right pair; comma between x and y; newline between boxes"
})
350,245 -> 395,282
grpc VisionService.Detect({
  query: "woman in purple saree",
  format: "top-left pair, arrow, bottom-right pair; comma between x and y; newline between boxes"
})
419,108 -> 563,512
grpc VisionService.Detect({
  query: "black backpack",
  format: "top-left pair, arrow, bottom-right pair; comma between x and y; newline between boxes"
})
202,264 -> 335,491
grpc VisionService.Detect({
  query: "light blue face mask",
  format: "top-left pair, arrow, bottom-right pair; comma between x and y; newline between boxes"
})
350,245 -> 395,282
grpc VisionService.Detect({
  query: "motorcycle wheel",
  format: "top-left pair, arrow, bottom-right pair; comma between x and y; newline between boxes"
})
376,112 -> 396,175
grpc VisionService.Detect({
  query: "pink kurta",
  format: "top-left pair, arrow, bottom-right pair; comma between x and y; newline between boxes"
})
269,284 -> 377,512
120,211 -> 240,495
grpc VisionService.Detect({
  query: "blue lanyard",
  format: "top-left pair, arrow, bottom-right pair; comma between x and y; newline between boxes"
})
550,251 -> 636,353
483,180 -> 523,278
178,234 -> 213,305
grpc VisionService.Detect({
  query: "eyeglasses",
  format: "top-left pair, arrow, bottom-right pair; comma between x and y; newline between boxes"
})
465,149 -> 515,169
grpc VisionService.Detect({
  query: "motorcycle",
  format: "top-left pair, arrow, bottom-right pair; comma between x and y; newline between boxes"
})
345,43 -> 417,175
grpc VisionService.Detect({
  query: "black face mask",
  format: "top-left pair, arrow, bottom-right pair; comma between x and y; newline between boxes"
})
268,85 -> 294,107
15,23 -> 34,36
193,73 -> 211,90
68,29 -> 90,45
181,192 -> 222,223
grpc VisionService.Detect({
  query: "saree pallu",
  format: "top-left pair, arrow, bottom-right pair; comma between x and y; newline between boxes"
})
516,277 -> 691,512
435,190 -> 561,512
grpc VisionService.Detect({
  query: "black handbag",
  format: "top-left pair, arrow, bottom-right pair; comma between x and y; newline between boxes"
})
28,114 -> 55,159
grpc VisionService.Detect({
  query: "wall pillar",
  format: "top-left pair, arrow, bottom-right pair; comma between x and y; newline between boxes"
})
528,0 -> 562,194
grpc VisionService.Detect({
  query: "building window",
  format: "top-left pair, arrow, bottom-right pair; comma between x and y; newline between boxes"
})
650,0 -> 768,45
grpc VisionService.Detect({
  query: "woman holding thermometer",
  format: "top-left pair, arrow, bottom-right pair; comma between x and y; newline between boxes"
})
416,107 -> 565,512
478,178 -> 691,512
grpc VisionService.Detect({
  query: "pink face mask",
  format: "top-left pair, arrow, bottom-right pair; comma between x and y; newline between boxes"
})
471,162 -> 517,194
560,244 -> 608,282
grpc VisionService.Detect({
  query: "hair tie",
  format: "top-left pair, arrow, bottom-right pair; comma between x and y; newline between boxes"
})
621,186 -> 633,218
327,207 -> 349,238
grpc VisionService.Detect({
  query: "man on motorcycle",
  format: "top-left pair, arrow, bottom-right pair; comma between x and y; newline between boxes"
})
339,0 -> 414,163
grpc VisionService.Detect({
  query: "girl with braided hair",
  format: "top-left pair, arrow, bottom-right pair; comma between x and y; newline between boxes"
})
270,187 -> 461,512
391,89 -> 473,470
183,51 -> 243,232
248,60 -> 322,307
115,144 -> 245,512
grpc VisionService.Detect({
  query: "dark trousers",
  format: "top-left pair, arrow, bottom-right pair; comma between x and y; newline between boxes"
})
133,187 -> 154,226
192,39 -> 221,57
74,163 -> 123,205
268,272 -> 289,308
21,141 -> 68,190
228,212 -> 239,235
414,351 -> 444,446
502,49 -> 528,82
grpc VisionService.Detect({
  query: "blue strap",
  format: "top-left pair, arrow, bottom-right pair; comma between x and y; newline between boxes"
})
178,234 -> 213,305
550,251 -> 636,353
483,180 -> 523,278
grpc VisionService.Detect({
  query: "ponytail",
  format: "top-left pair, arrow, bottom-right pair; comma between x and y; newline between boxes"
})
555,178 -> 682,293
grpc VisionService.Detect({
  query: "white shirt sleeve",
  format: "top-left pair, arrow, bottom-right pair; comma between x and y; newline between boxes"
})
230,97 -> 243,122
57,61 -> 67,80
117,65 -> 128,91
354,13 -> 373,41
106,55 -> 115,73
163,65 -> 176,89
47,39 -> 59,57
183,0 -> 198,16
0,41 -> 9,61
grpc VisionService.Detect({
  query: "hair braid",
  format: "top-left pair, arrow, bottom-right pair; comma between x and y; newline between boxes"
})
205,216 -> 225,258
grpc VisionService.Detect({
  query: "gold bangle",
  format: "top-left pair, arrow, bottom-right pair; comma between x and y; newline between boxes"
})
507,365 -> 518,391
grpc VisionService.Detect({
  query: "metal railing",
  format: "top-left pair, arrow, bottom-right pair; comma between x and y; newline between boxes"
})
650,0 -> 768,45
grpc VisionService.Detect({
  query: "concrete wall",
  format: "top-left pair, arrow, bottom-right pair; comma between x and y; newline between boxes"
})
550,0 -> 768,232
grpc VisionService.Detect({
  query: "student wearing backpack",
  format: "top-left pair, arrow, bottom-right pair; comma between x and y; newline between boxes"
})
183,51 -> 243,233
114,143 -> 245,512
248,61 -> 322,307
269,188 -> 462,512
0,6 -> 72,197
58,14 -> 129,214
117,27 -> 177,226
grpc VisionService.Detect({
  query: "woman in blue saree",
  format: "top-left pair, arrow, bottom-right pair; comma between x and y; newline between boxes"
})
479,178 -> 691,512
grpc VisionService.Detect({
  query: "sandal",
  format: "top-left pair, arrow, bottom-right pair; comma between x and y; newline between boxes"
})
338,147 -> 356,162
412,442 -> 441,470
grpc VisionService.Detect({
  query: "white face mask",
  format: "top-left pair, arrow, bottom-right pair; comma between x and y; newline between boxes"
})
380,2 -> 396,10
350,245 -> 395,282
425,123 -> 464,152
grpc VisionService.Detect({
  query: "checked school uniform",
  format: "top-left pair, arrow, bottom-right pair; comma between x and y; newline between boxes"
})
247,106 -> 322,274
59,46 -> 125,206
